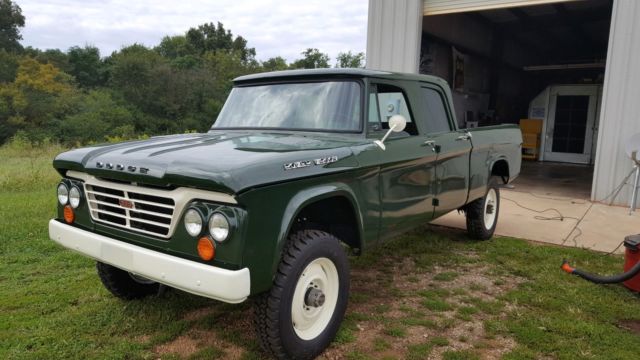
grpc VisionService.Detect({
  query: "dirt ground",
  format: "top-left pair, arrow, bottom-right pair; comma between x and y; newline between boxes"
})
152,244 -> 525,359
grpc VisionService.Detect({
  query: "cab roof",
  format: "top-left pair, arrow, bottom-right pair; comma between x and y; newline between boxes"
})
233,68 -> 450,88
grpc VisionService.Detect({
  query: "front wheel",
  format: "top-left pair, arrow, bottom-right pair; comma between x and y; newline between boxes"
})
254,230 -> 349,360
465,178 -> 500,240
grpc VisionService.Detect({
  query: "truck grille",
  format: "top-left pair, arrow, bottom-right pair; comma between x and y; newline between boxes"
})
86,184 -> 175,238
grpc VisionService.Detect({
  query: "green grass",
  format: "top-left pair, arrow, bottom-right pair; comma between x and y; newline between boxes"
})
430,336 -> 449,347
456,306 -> 479,321
406,343 -> 432,360
372,337 -> 391,351
2,142 -> 640,359
421,298 -> 454,312
400,317 -> 437,328
442,349 -> 480,360
0,138 -> 66,193
433,271 -> 459,282
417,288 -> 454,312
383,325 -> 406,338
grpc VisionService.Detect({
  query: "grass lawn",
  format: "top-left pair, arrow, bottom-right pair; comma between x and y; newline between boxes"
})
1,142 -> 640,359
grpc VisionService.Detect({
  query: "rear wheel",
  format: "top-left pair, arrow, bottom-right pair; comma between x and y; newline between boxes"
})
254,230 -> 349,360
465,178 -> 500,240
96,262 -> 160,300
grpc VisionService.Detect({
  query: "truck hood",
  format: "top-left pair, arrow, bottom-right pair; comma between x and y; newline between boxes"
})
53,131 -> 366,194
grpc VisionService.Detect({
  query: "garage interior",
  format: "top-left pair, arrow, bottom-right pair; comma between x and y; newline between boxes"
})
419,0 -> 613,199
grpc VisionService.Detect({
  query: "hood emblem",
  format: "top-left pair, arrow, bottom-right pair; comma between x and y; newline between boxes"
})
284,155 -> 338,170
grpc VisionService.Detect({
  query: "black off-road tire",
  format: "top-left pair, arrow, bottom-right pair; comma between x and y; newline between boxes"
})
254,230 -> 350,360
96,262 -> 160,300
465,178 -> 501,240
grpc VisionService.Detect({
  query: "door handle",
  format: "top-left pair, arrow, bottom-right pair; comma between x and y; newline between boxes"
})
456,132 -> 472,141
423,140 -> 439,152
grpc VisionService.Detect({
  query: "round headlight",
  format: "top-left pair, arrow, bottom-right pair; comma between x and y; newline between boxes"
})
57,183 -> 69,205
209,213 -> 230,242
69,186 -> 81,208
184,208 -> 203,237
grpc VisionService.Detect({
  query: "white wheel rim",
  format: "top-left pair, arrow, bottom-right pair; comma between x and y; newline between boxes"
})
291,257 -> 339,340
484,188 -> 497,230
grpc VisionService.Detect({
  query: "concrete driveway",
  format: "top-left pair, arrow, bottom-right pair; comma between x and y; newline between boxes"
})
431,188 -> 640,253
431,160 -> 640,253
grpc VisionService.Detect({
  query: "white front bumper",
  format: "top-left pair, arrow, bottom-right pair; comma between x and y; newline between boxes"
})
49,219 -> 250,303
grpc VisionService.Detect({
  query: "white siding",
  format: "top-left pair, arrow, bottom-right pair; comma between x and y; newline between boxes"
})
366,0 -> 423,73
592,0 -> 640,206
423,0 -> 577,15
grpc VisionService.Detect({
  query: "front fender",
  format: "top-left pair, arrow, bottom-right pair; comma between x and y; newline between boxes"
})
273,183 -> 363,274
237,171 -> 373,295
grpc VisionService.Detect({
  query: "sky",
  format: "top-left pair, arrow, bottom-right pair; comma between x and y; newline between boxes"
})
16,0 -> 369,63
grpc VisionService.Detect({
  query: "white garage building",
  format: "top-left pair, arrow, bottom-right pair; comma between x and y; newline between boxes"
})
366,0 -> 640,206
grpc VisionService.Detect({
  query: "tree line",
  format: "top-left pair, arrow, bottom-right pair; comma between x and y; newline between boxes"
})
0,0 -> 365,145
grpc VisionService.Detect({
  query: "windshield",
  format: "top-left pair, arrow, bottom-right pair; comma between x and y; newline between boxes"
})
212,81 -> 362,132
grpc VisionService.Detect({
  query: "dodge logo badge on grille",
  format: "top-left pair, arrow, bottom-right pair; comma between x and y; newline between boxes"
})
119,199 -> 134,209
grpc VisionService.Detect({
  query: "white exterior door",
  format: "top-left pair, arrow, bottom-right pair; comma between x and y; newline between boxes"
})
543,85 -> 599,164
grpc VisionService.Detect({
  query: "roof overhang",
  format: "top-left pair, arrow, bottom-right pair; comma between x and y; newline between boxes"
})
423,0 -> 579,16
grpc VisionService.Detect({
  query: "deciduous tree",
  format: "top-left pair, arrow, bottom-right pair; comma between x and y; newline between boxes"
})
185,22 -> 256,63
335,51 -> 365,68
291,48 -> 330,69
0,0 -> 24,52
261,56 -> 289,72
68,45 -> 104,87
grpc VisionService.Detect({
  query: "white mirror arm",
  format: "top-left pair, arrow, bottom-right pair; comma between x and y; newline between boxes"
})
379,124 -> 398,143
373,124 -> 398,151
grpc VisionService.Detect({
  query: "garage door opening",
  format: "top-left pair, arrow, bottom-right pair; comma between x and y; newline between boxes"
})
419,0 -> 613,199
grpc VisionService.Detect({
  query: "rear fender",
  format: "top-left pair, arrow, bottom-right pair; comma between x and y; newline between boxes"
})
488,156 -> 510,184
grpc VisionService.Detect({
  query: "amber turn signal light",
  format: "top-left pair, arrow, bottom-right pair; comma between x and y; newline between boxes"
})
197,237 -> 215,261
63,205 -> 75,223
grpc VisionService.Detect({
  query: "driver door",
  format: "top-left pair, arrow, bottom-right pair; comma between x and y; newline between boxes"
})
369,83 -> 438,240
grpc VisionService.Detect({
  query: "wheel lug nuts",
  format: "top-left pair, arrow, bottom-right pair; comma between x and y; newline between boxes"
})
304,288 -> 326,308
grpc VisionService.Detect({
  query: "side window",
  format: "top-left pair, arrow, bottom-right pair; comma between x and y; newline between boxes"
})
368,85 -> 381,128
421,87 -> 451,134
375,84 -> 418,135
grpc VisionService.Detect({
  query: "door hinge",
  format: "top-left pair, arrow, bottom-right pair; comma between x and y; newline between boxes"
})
432,198 -> 439,206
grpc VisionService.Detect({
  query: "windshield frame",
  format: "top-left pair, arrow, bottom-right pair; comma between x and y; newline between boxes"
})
210,78 -> 366,134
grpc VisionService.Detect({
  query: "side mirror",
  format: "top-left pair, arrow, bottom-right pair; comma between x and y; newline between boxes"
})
374,115 -> 407,150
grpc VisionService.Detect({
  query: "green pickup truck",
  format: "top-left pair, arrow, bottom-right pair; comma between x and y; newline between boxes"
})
49,68 -> 521,359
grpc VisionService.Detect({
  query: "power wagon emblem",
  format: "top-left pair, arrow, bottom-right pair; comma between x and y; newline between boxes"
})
284,156 -> 338,170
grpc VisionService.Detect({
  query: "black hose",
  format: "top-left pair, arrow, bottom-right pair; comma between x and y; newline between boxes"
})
561,259 -> 640,284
